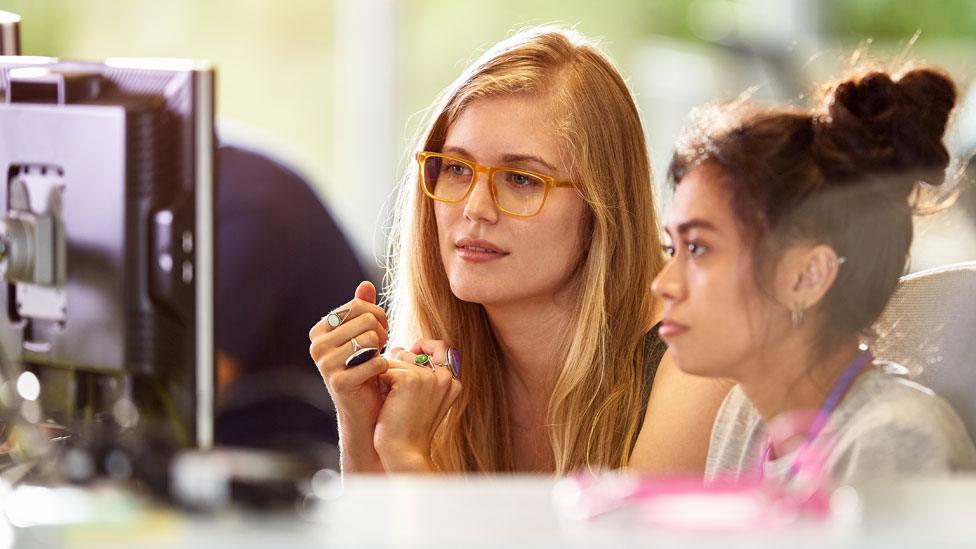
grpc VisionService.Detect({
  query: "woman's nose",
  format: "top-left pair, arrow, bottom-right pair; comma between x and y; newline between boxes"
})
651,255 -> 685,302
462,172 -> 499,224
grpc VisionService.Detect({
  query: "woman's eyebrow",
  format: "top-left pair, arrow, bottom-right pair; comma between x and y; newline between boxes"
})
441,145 -> 472,158
439,147 -> 558,172
501,153 -> 557,172
663,219 -> 720,239
674,219 -> 719,235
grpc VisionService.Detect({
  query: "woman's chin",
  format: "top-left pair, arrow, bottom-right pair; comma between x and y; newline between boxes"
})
448,280 -> 518,307
450,286 -> 498,305
669,350 -> 722,379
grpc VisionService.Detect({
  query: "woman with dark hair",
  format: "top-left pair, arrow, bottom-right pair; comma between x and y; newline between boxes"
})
653,66 -> 976,487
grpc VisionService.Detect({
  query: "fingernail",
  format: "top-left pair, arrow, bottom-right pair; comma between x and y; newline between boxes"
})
448,347 -> 461,379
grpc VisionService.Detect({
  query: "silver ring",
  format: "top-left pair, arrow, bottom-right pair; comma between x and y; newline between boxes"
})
414,354 -> 436,372
345,337 -> 378,368
326,308 -> 351,329
437,361 -> 455,378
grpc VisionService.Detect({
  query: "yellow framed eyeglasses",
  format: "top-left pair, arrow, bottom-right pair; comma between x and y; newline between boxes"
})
416,151 -> 575,218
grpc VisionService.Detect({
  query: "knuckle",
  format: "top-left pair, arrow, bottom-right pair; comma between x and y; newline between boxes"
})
309,339 -> 325,360
359,313 -> 379,333
311,321 -> 329,340
371,356 -> 390,374
309,337 -> 334,360
329,374 -> 351,393
316,366 -> 333,388
439,376 -> 453,391
314,354 -> 332,373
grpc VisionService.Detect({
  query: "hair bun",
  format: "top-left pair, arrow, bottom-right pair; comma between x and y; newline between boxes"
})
830,72 -> 899,127
817,68 -> 957,187
894,68 -> 957,139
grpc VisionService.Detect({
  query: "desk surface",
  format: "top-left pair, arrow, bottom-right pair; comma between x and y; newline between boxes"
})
9,475 -> 976,548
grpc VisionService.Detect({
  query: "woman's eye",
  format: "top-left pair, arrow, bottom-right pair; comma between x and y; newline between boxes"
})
505,172 -> 542,188
445,164 -> 468,176
687,242 -> 707,257
662,244 -> 675,257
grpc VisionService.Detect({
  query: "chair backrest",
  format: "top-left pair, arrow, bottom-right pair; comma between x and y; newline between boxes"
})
870,261 -> 976,441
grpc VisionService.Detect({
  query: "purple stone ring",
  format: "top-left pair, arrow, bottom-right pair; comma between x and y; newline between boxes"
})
447,346 -> 461,379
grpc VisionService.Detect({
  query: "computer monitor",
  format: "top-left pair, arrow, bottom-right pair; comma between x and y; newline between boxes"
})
0,56 -> 215,452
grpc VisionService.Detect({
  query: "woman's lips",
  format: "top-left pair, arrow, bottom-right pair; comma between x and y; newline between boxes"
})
455,239 -> 508,263
658,319 -> 689,338
456,244 -> 508,262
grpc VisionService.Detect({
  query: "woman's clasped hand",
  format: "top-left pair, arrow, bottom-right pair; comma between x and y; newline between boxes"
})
309,281 -> 461,473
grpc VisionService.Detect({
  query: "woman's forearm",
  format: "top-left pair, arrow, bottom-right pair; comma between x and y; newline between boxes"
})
337,413 -> 385,474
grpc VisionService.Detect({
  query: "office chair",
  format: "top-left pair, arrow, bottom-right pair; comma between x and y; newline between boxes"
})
871,261 -> 976,442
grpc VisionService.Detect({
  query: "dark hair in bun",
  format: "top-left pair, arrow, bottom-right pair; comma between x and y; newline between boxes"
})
815,69 -> 956,193
669,66 -> 958,349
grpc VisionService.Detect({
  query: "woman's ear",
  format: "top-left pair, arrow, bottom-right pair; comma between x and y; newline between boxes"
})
773,243 -> 842,312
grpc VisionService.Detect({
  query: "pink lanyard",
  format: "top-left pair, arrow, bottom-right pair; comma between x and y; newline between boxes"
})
758,346 -> 874,482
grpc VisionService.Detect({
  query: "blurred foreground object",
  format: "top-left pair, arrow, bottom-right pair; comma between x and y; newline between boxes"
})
306,474 -> 976,547
0,11 -> 18,56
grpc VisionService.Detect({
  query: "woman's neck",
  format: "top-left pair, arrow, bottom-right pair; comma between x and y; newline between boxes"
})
736,334 -> 863,455
483,293 -> 573,398
485,295 -> 571,473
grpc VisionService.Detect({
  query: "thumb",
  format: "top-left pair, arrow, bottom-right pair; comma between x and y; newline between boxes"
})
355,280 -> 377,304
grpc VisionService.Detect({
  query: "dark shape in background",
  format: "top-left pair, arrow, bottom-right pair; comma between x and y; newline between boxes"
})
214,144 -> 368,467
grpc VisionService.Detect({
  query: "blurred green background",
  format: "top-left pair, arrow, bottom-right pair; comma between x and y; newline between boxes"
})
2,0 -> 974,271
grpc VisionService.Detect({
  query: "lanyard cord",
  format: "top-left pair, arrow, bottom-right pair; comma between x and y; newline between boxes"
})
759,345 -> 874,482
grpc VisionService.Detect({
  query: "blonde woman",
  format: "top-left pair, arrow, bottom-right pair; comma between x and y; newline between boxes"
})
309,27 -> 730,474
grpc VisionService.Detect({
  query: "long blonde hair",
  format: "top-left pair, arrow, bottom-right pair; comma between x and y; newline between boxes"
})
385,26 -> 666,474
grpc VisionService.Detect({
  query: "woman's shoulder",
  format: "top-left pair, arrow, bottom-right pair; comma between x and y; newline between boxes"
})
808,369 -> 976,485
847,368 -> 959,418
833,368 -> 975,459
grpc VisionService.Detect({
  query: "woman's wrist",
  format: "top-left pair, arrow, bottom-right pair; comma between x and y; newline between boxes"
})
376,441 -> 436,473
338,444 -> 385,474
337,414 -> 385,474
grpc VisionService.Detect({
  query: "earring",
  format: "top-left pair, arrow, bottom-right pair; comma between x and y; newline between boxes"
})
791,302 -> 805,328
